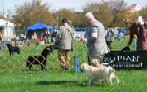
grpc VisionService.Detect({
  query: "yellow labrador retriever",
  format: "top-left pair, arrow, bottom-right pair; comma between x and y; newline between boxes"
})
80,63 -> 119,85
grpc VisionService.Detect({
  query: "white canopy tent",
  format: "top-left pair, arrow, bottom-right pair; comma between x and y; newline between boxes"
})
0,19 -> 15,41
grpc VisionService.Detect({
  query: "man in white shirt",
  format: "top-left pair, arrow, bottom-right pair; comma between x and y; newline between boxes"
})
85,12 -> 109,66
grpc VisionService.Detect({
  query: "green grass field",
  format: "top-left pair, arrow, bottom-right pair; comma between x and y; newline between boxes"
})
0,39 -> 147,92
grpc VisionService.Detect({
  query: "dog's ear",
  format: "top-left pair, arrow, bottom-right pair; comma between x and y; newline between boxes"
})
80,63 -> 84,72
80,63 -> 89,71
80,63 -> 84,70
6,43 -> 10,47
45,46 -> 53,52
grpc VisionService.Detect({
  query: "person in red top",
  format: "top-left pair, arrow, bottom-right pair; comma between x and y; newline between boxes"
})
38,34 -> 44,41
38,34 -> 45,45
127,22 -> 147,51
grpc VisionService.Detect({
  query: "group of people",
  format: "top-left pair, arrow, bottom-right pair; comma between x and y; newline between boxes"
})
0,12 -> 146,70
56,12 -> 109,70
56,12 -> 147,70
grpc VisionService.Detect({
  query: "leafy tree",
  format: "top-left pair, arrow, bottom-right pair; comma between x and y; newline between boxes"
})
140,6 -> 147,21
83,0 -> 113,27
53,8 -> 76,26
73,12 -> 86,26
13,0 -> 54,33
83,0 -> 128,27
108,0 -> 128,26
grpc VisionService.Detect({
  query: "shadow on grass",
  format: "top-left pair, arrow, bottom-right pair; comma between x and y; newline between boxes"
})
36,80 -> 106,87
37,80 -> 80,85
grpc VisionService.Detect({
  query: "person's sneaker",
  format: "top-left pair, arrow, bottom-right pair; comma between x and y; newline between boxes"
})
64,68 -> 70,70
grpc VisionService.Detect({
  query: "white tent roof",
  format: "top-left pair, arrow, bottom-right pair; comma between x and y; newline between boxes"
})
0,19 -> 6,26
0,19 -> 14,26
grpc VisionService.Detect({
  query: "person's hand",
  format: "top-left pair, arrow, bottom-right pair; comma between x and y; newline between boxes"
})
121,46 -> 130,52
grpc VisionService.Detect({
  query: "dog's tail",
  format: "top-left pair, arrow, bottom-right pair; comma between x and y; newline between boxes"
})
17,47 -> 20,54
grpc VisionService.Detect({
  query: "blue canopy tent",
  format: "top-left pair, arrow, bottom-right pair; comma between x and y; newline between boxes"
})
27,23 -> 54,34
26,23 -> 54,39
118,28 -> 126,39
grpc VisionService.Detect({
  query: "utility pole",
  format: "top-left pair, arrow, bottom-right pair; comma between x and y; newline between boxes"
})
2,0 -> 5,18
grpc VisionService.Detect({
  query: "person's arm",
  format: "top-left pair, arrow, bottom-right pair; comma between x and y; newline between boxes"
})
55,27 -> 62,45
0,33 -> 2,41
68,26 -> 74,52
70,26 -> 74,39
127,26 -> 134,47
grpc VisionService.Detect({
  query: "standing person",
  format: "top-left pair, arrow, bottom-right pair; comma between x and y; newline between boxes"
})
38,33 -> 45,45
127,22 -> 147,51
85,12 -> 109,67
105,29 -> 114,50
125,17 -> 147,68
56,19 -> 74,70
0,32 -> 3,56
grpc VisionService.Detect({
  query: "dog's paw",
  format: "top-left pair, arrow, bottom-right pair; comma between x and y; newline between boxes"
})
25,67 -> 30,71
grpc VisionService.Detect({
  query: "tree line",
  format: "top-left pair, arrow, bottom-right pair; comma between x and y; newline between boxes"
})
8,0 -> 147,33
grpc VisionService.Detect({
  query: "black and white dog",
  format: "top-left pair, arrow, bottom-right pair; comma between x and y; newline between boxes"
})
6,43 -> 20,56
121,46 -> 130,52
26,46 -> 53,70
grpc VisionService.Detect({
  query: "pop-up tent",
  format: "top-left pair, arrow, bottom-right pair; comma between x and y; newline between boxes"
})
0,19 -> 15,41
27,23 -> 54,34
118,28 -> 125,38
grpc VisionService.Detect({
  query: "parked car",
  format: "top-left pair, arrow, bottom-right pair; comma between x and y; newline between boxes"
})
73,27 -> 87,40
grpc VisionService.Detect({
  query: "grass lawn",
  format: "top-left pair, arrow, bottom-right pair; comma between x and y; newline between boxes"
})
0,39 -> 147,92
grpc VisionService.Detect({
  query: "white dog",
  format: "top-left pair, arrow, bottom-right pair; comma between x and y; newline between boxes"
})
80,63 -> 119,85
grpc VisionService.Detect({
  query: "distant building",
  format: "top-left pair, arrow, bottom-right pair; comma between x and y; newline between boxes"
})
0,19 -> 15,41
128,4 -> 141,12
124,4 -> 141,23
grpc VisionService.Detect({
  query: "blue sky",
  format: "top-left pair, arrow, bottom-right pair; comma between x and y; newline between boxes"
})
0,0 -> 147,15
